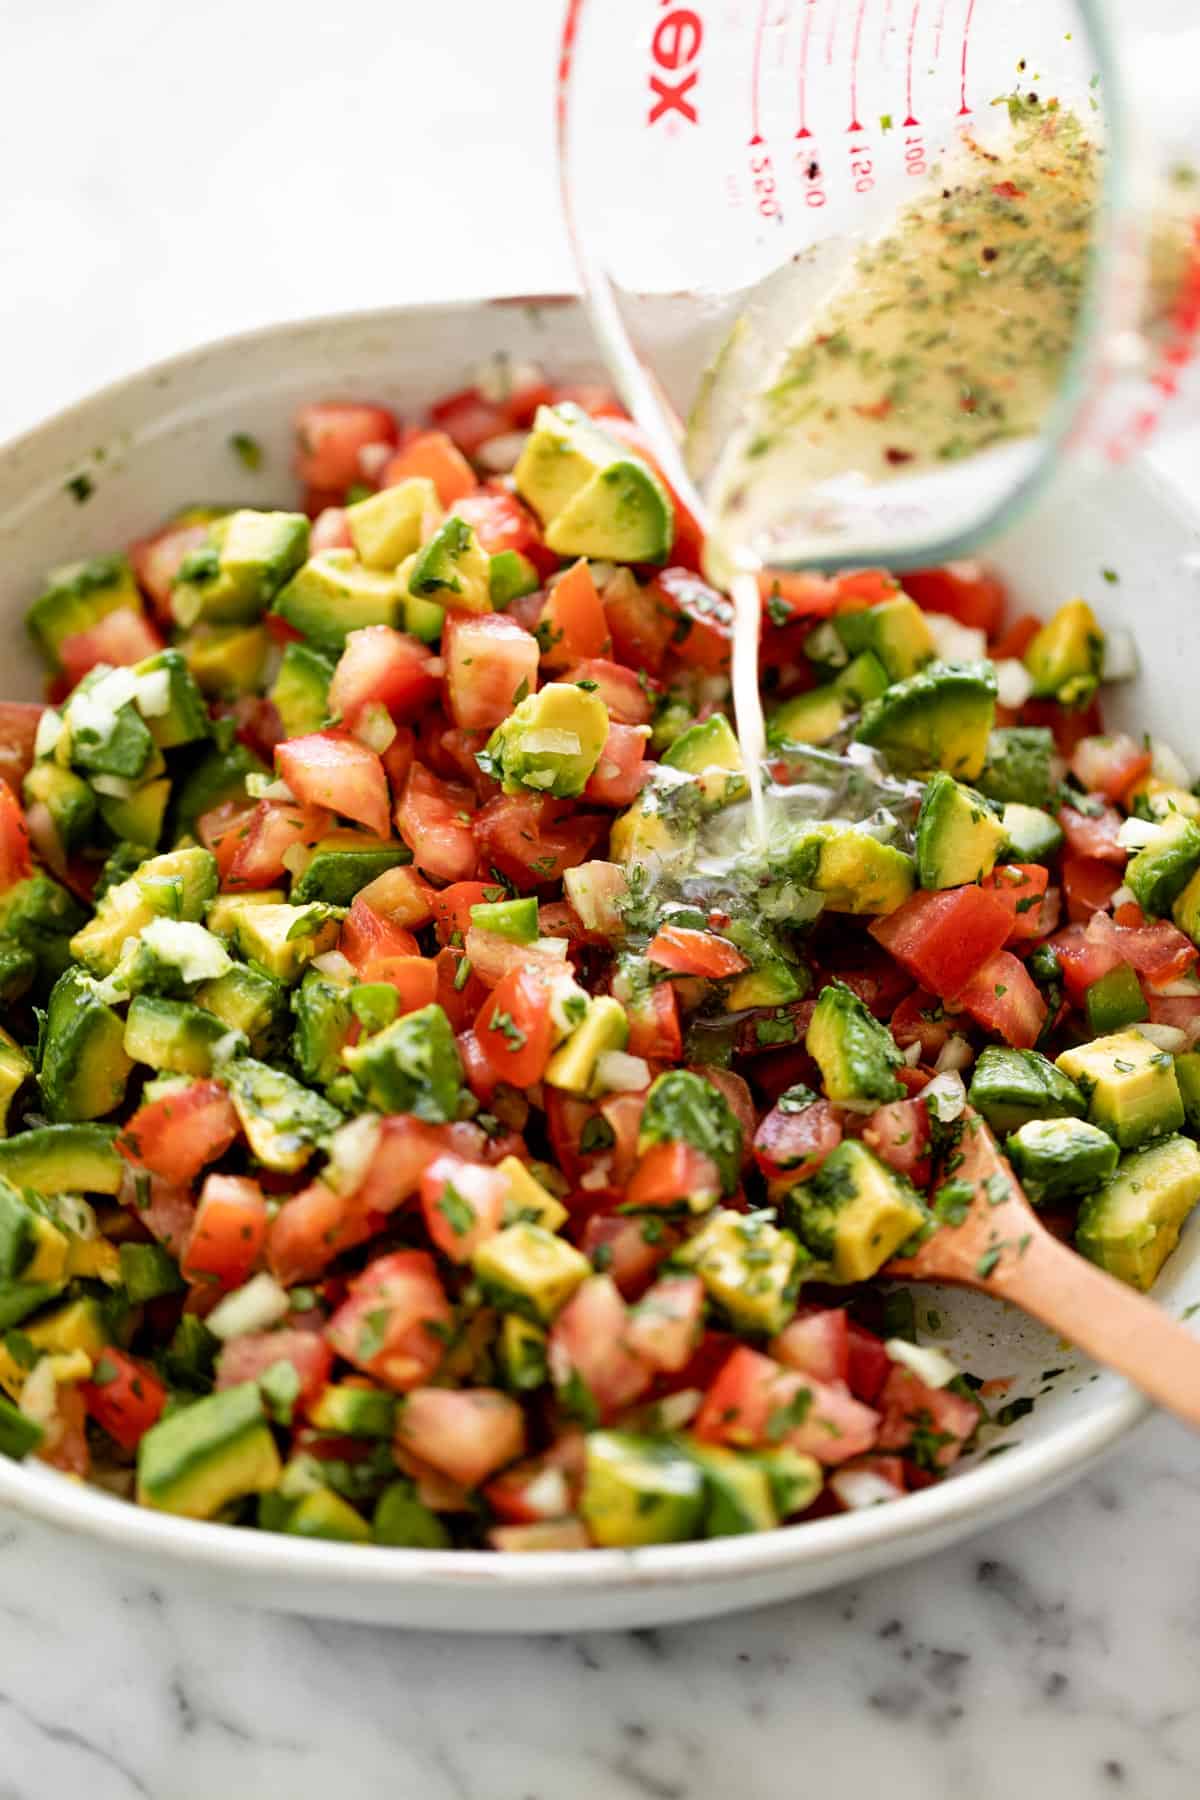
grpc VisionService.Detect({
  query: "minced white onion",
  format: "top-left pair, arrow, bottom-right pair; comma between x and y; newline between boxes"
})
926,614 -> 987,662
885,1337 -> 959,1389
206,1273 -> 291,1342
51,1196 -> 97,1241
324,1113 -> 383,1194
1101,627 -> 1139,684
656,1389 -> 703,1430
1151,737 -> 1192,789
920,1069 -> 967,1121
311,950 -> 356,982
281,843 -> 311,878
246,773 -> 295,801
579,1163 -> 612,1193
803,620 -> 848,668
594,1050 -> 651,1094
532,937 -> 570,959
902,1041 -> 923,1067
354,703 -> 397,753
132,668 -> 172,719
357,440 -> 395,483
19,1359 -> 58,1429
829,1469 -> 902,1511
33,709 -> 63,760
934,1035 -> 975,1075
90,773 -> 135,800
994,658 -> 1034,710
1136,1022 -> 1189,1053
475,431 -> 528,474
521,1468 -> 570,1519
1110,885 -> 1136,910
1117,815 -> 1166,851
1153,977 -> 1200,998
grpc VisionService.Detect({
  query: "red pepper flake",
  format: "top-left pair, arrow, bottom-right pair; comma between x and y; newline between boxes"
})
992,180 -> 1026,200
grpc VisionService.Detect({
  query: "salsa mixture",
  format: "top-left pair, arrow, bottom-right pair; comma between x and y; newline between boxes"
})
0,363 -> 1197,1553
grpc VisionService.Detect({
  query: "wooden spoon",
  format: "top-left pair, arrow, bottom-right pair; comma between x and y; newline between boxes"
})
884,1107 -> 1200,1431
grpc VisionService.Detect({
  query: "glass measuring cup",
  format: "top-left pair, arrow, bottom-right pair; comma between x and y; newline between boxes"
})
557,0 -> 1200,575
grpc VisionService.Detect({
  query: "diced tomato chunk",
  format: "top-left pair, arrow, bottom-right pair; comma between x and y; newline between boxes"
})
294,402 -> 398,490
539,560 -> 611,665
862,1098 -> 931,1185
771,1306 -> 850,1384
215,1330 -> 332,1414
625,1274 -> 706,1373
989,612 -> 1041,661
397,762 -> 477,882
0,703 -> 44,797
652,568 -> 732,671
81,1350 -> 166,1452
1059,800 -> 1127,865
902,562 -> 1007,635
693,1345 -> 879,1465
379,430 -> 475,507
419,1153 -> 507,1263
325,1250 -> 452,1391
583,722 -> 648,807
1062,854 -> 1123,922
197,800 -> 258,884
181,1175 -> 269,1291
548,1276 -> 653,1422
443,611 -> 540,732
955,950 -> 1047,1048
354,863 -> 436,928
647,925 -> 749,979
329,625 -> 440,726
845,1322 -> 892,1404
275,731 -> 390,836
983,863 -> 1051,940
626,981 -> 683,1063
578,1211 -> 679,1299
562,658 -> 654,726
876,1366 -> 980,1469
889,990 -> 963,1061
432,880 -> 497,945
1086,910 -> 1198,989
1048,921 -> 1125,1006
0,784 -> 32,891
339,896 -> 419,969
474,965 -> 556,1087
130,519 -> 212,620
455,484 -> 556,577
310,506 -> 353,553
1070,733 -> 1153,804
869,887 -> 1013,1000
603,570 -> 674,672
473,793 -> 605,889
398,1387 -> 526,1488
625,1141 -> 722,1211
58,608 -> 164,688
225,799 -> 331,890
753,1099 -> 842,1182
117,1081 -> 239,1188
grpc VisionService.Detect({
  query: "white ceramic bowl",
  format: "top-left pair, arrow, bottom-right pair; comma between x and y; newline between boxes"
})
0,300 -> 1197,1632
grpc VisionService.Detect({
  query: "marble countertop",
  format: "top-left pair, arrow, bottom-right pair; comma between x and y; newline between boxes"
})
2,1 -> 1200,1794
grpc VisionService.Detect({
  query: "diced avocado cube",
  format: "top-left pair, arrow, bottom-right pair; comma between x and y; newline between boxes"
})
0,1395 -> 44,1461
131,648 -> 210,748
0,1181 -> 67,1283
781,821 -> 916,916
0,943 -> 36,1007
497,1155 -> 569,1232
171,509 -> 310,627
660,713 -> 747,810
194,962 -> 287,1055
23,761 -> 96,854
977,727 -> 1055,810
272,550 -> 405,654
181,623 -> 272,698
24,1295 -> 109,1359
1006,1117 -> 1119,1205
0,1123 -> 121,1195
291,833 -> 412,906
0,1028 -> 31,1135
1075,1134 -> 1200,1289
472,1221 -> 591,1322
1057,1029 -> 1185,1149
1085,963 -> 1148,1036
27,553 -> 141,668
968,1046 -> 1087,1135
1175,1050 -> 1200,1133
0,874 -> 87,984
608,784 -> 694,867
206,889 -> 285,939
768,686 -> 846,748
677,1209 -> 800,1334
806,980 -> 904,1105
308,1383 -> 397,1439
545,996 -> 629,1096
833,650 -> 891,708
785,1139 -> 925,1282
37,967 -> 132,1123
407,514 -> 493,614
342,1002 -> 463,1121
100,917 -> 232,1003
1172,865 -> 1200,947
469,895 -> 539,944
118,1240 -> 185,1303
915,773 -> 1005,888
137,1381 -> 283,1519
724,943 -> 804,1014
170,729 -> 265,838
282,1487 -> 371,1543
1000,801 -> 1064,864
498,1312 -> 550,1392
97,775 -> 171,850
515,403 -> 625,523
230,901 -> 341,983
402,586 -> 446,645
515,403 -> 673,564
489,549 -> 539,608
481,682 -> 609,799
0,1282 -> 63,1333
638,1068 -> 743,1196
223,1056 -> 341,1173
581,1430 -> 705,1547
291,968 -> 355,1089
124,995 -> 238,1077
1126,812 -> 1200,919
347,478 -> 441,570
755,1446 -> 823,1518
1024,599 -> 1104,706
835,595 -> 935,681
71,846 -> 218,977
854,660 -> 997,779
372,1479 -> 452,1548
64,676 -> 158,783
269,641 -> 335,738
686,1441 -> 778,1537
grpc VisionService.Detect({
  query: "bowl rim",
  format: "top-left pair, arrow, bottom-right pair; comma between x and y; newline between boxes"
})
0,297 -> 1155,1597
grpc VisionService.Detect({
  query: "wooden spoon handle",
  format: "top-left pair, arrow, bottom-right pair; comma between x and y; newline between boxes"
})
997,1229 -> 1200,1430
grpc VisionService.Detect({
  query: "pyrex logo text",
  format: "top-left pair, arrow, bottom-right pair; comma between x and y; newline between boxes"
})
648,4 -> 702,126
